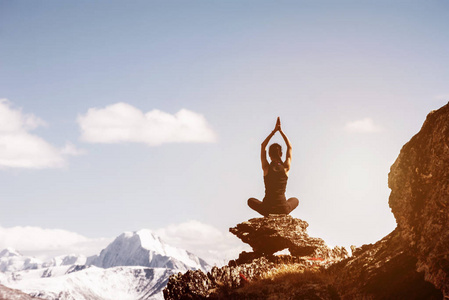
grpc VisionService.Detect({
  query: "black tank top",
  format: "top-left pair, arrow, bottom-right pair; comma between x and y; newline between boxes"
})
263,161 -> 288,206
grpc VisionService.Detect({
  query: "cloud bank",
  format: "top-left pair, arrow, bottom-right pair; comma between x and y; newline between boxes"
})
0,225 -> 111,260
155,220 -> 250,266
78,102 -> 217,146
0,99 -> 84,169
0,221 -> 247,266
344,118 -> 382,133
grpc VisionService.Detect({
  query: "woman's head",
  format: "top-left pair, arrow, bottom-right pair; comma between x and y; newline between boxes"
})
269,143 -> 282,161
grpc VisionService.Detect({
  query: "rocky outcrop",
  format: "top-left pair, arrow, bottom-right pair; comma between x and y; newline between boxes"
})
327,102 -> 449,299
229,215 -> 348,263
230,215 -> 321,256
164,215 -> 347,299
163,256 -> 329,300
329,229 -> 442,299
388,102 -> 449,296
164,257 -> 274,299
0,283 -> 44,300
164,103 -> 449,299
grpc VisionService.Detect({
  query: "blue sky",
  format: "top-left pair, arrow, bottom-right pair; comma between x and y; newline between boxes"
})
1,1 -> 448,262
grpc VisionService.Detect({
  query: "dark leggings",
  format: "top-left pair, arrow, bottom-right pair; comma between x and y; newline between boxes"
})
248,197 -> 299,217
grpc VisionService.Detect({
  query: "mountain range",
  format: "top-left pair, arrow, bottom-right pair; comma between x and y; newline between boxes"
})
0,229 -> 210,300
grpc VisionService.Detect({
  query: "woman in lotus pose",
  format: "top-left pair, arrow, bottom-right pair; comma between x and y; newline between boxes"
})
248,117 -> 299,216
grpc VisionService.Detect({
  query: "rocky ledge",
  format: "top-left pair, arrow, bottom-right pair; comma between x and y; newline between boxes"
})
229,215 -> 348,264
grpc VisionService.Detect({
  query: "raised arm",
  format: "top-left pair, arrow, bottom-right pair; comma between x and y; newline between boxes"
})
279,128 -> 292,171
261,129 -> 276,175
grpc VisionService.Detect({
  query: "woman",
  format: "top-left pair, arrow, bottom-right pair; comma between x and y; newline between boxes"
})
248,117 -> 299,216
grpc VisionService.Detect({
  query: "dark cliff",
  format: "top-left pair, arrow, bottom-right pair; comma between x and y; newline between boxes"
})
388,103 -> 449,296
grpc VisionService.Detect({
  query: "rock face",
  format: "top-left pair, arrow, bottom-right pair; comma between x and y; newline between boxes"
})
329,229 -> 442,299
229,215 -> 348,261
328,102 -> 449,299
388,103 -> 449,296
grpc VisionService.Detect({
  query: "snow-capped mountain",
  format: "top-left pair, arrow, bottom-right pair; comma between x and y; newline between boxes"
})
0,229 -> 210,300
0,248 -> 87,273
89,229 -> 209,272
43,254 -> 87,268
5,266 -> 174,300
0,248 -> 43,273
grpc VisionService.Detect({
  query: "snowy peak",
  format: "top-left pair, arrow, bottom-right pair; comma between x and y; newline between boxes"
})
0,248 -> 43,273
90,230 -> 210,272
136,229 -> 167,253
43,254 -> 87,268
0,248 -> 21,258
0,249 -> 88,273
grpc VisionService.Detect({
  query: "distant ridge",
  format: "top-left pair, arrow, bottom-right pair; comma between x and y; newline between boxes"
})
88,229 -> 210,272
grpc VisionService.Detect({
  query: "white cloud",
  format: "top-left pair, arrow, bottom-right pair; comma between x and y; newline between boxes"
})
77,102 -> 217,146
344,118 -> 382,133
154,220 -> 250,266
0,99 -> 83,169
0,225 -> 111,260
61,142 -> 86,156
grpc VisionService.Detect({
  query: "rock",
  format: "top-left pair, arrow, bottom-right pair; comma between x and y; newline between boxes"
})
388,102 -> 449,297
164,216 -> 348,299
329,229 -> 442,299
0,284 -> 45,300
229,215 -> 347,260
163,215 -> 349,299
230,252 -> 311,267
163,254 -> 343,300
328,103 -> 449,299
163,257 -> 284,300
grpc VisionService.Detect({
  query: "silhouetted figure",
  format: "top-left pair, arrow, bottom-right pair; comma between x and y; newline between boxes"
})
248,117 -> 299,216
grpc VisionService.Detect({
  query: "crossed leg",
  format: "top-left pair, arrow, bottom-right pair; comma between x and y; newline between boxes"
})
247,198 -> 268,216
286,197 -> 299,213
248,197 -> 299,217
